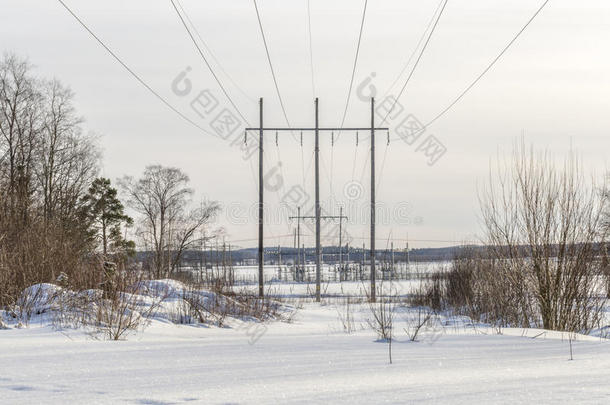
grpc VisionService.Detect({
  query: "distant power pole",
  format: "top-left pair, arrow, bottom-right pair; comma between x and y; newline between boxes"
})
228,243 -> 234,285
201,231 -> 206,282
215,238 -> 220,279
391,241 -> 395,279
293,228 -> 297,276
338,206 -> 345,272
278,244 -> 282,281
302,243 -> 306,279
222,238 -> 227,283
294,207 -> 302,278
362,242 -> 365,281
345,242 -> 350,281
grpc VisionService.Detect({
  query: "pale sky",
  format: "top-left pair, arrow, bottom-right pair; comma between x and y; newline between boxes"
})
2,0 -> 609,249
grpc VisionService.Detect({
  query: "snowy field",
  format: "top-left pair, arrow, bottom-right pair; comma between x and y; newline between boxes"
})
2,280 -> 610,404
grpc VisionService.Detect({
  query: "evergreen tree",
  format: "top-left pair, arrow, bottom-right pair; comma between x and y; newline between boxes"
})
81,178 -> 133,257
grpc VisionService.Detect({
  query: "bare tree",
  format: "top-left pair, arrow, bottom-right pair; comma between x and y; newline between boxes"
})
366,278 -> 398,364
601,178 -> 610,297
478,142 -> 607,332
0,53 -> 101,306
119,165 -> 219,277
0,53 -> 41,224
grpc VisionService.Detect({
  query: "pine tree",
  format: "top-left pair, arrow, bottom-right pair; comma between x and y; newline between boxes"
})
81,178 -> 133,257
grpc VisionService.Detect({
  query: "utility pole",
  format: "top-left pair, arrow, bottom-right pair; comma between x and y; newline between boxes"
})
338,206 -> 344,274
222,239 -> 227,284
370,97 -> 376,302
258,97 -> 264,298
405,241 -> 410,278
246,98 -> 387,302
361,242 -> 365,281
297,207 -> 301,278
302,243 -> 306,281
208,240 -> 213,282
215,238 -> 219,280
391,241 -> 395,280
314,97 -> 321,301
346,242 -> 350,280
228,243 -> 234,286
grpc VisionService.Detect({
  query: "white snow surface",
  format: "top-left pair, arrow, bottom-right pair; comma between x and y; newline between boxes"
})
1,281 -> 610,404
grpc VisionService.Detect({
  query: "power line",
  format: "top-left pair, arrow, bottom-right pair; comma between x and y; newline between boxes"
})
358,151 -> 370,191
319,152 -> 333,193
376,142 -> 389,192
56,0 -> 212,136
220,234 -> 477,245
384,0 -> 446,97
338,0 -> 369,135
226,234 -> 295,244
306,0 -> 316,98
253,0 -> 292,128
252,1 -> 294,237
381,0 -> 449,125
304,148 -> 315,184
271,135 -> 289,199
301,0 -> 316,202
304,0 -> 315,199
421,0 -> 551,129
348,236 -> 478,244
170,0 -> 250,125
375,0 -> 448,200
331,0 -> 368,201
174,0 -> 256,104
341,0 -> 368,209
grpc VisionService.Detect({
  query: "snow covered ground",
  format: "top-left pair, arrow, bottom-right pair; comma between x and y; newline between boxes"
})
1,281 -> 610,404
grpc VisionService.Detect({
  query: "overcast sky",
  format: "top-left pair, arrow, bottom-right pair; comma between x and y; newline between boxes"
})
2,0 -> 609,249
